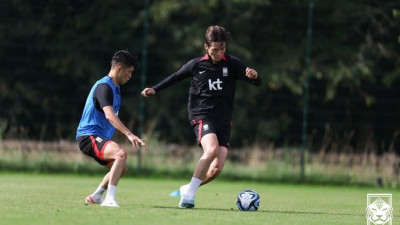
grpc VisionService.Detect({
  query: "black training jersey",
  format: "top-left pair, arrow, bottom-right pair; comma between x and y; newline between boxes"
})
152,53 -> 262,122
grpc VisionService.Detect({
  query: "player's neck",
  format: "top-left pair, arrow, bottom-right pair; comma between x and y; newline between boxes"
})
107,71 -> 118,86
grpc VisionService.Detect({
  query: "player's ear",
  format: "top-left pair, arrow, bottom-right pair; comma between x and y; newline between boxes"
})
115,64 -> 123,73
204,42 -> 209,51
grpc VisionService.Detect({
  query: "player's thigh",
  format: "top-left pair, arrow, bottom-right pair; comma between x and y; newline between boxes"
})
200,133 -> 220,152
102,141 -> 126,160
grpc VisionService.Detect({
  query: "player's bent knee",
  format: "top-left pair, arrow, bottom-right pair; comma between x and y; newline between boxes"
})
204,147 -> 219,159
201,152 -> 217,162
116,148 -> 127,160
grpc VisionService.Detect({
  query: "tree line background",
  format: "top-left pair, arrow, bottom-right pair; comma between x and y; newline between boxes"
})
1,0 -> 399,154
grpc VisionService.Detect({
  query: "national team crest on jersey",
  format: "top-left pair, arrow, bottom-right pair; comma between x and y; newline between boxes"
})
223,67 -> 228,76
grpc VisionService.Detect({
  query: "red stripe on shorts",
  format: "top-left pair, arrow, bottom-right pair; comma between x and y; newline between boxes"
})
198,119 -> 203,143
220,145 -> 229,151
90,136 -> 111,160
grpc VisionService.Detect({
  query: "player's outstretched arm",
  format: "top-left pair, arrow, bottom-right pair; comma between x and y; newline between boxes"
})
103,106 -> 146,149
141,88 -> 156,97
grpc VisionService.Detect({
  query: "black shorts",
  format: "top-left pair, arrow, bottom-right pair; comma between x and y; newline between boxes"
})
77,135 -> 113,166
191,118 -> 231,148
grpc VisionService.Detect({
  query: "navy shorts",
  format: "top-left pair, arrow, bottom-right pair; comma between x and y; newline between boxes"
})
77,135 -> 113,166
191,118 -> 231,149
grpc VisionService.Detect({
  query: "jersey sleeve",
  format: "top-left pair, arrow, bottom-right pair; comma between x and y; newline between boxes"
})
93,83 -> 113,111
152,59 -> 196,93
231,56 -> 262,86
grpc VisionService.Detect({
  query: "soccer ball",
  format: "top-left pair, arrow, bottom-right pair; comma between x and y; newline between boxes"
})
236,189 -> 260,211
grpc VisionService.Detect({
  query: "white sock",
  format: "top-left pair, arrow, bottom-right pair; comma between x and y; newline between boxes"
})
186,177 -> 202,200
92,185 -> 106,197
106,184 -> 117,200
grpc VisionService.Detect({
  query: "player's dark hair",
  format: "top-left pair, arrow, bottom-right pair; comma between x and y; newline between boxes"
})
205,25 -> 230,46
111,50 -> 137,68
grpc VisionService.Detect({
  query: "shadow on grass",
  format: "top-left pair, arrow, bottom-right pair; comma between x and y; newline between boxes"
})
153,206 -> 365,216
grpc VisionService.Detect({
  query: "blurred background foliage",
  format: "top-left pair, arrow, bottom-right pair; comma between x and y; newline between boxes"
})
0,0 -> 399,153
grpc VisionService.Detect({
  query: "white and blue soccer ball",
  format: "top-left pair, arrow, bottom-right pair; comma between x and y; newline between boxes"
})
236,189 -> 260,211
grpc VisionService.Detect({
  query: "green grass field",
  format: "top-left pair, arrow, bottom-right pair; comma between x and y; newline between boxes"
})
0,173 -> 398,225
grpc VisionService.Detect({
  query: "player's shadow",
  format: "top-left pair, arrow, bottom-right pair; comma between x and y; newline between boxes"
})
153,206 -> 363,216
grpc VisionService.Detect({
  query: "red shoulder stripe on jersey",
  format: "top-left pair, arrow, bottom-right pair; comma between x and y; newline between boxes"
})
200,54 -> 228,61
221,54 -> 227,61
200,54 -> 209,61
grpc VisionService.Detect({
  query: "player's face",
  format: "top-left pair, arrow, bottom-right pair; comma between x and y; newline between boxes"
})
117,66 -> 134,85
205,41 -> 226,64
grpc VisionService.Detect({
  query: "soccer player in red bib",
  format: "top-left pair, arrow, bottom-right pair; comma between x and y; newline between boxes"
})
142,25 -> 261,208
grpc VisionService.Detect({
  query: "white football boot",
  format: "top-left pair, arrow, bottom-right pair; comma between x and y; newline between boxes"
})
101,197 -> 120,208
178,184 -> 195,208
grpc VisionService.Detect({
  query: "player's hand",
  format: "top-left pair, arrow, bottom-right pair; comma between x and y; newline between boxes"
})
246,67 -> 258,79
141,88 -> 156,97
127,133 -> 146,150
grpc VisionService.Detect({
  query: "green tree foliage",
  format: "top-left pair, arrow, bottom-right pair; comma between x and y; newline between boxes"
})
0,0 -> 145,139
0,0 -> 399,152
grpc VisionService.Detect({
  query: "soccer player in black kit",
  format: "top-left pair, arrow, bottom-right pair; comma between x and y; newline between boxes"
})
141,25 -> 261,208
